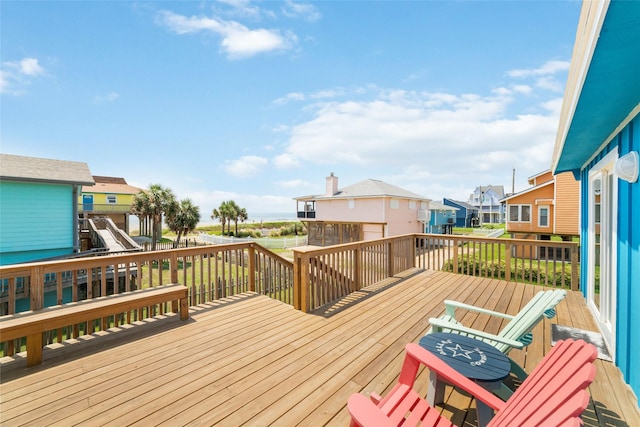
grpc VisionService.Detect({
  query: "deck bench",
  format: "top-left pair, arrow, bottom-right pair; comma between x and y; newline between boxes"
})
0,284 -> 189,367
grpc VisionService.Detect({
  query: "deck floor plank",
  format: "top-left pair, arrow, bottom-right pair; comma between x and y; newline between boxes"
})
1,270 -> 638,426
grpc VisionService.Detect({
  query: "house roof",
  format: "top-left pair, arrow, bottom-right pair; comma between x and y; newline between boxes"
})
443,198 -> 477,210
501,180 -> 554,203
296,179 -> 429,201
85,176 -> 143,195
552,0 -> 640,174
0,154 -> 94,186
429,201 -> 457,211
474,185 -> 505,198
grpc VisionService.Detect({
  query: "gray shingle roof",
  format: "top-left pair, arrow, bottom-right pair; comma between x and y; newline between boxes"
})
315,179 -> 428,200
0,154 -> 94,185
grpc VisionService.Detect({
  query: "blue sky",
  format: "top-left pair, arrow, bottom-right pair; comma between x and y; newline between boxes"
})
2,0 -> 581,222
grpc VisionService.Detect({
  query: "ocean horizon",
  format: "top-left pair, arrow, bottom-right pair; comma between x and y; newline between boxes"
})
198,212 -> 297,226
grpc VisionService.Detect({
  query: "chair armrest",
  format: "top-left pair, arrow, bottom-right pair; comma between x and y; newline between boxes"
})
428,317 -> 525,349
444,300 -> 515,320
347,394 -> 396,427
405,343 -> 506,411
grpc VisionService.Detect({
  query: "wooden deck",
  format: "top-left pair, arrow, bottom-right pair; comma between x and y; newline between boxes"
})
1,270 -> 638,426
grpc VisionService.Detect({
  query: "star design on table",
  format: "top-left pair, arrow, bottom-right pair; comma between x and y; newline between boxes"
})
445,343 -> 475,359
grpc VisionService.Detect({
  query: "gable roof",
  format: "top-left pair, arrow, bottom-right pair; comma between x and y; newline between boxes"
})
429,201 -> 457,211
86,176 -> 143,195
443,198 -> 477,210
552,0 -> 640,174
0,154 -> 94,186
474,185 -> 506,198
297,179 -> 429,201
501,180 -> 554,202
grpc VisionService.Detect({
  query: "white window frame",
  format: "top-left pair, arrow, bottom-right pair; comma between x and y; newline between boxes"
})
348,199 -> 355,209
106,195 -> 117,204
507,204 -> 532,223
538,205 -> 550,227
390,199 -> 400,209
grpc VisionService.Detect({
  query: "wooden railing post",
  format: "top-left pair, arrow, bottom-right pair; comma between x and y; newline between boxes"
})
292,249 -> 310,312
504,241 -> 511,281
452,236 -> 459,273
387,241 -> 394,278
571,244 -> 579,291
30,265 -> 44,310
248,245 -> 256,292
170,252 -> 179,284
354,246 -> 361,292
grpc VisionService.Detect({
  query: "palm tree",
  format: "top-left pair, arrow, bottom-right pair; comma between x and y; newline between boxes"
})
212,200 -> 233,235
130,191 -> 151,236
234,207 -> 248,236
167,199 -> 200,248
211,207 -> 227,235
142,184 -> 176,250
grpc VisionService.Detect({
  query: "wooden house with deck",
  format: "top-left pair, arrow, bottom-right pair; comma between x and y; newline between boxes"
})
551,0 -> 640,405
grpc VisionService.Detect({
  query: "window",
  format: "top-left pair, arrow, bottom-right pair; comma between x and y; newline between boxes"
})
508,204 -> 531,223
106,195 -> 117,204
538,206 -> 549,227
409,200 -> 416,209
390,199 -> 399,209
348,199 -> 355,209
509,205 -> 519,222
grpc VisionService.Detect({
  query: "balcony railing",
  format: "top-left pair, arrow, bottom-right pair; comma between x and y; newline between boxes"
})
78,203 -> 132,213
297,211 -> 316,219
1,233 -> 579,355
292,233 -> 579,312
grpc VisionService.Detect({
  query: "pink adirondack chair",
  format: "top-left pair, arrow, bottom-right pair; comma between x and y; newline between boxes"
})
348,339 -> 597,427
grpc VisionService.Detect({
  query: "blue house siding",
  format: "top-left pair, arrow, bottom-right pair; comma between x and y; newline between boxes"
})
443,199 -> 477,228
579,117 -> 640,399
0,181 -> 75,265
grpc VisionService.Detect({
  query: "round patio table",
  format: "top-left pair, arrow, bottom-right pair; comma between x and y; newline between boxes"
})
419,332 -> 511,426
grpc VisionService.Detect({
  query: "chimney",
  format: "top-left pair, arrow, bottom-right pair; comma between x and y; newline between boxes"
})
326,172 -> 338,196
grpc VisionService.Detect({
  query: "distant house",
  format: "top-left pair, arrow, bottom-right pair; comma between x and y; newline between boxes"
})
425,201 -> 456,234
0,154 -> 94,266
295,173 -> 430,246
443,198 -> 479,228
501,170 -> 579,260
467,185 -> 505,224
79,176 -> 143,234
551,0 -> 640,403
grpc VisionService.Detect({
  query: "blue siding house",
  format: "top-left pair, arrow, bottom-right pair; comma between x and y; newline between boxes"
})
551,0 -> 640,404
443,198 -> 478,228
0,154 -> 94,266
425,201 -> 456,234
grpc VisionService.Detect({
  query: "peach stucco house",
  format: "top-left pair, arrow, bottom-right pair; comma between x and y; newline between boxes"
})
295,174 -> 430,246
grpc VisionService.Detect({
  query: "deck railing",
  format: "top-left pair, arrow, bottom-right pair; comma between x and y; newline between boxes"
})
1,233 -> 579,353
293,233 -> 579,312
0,243 -> 294,355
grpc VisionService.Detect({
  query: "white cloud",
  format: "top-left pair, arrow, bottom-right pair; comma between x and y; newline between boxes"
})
157,10 -> 297,59
282,1 -> 321,22
276,179 -> 310,188
18,58 -> 45,76
507,60 -> 570,78
274,82 -> 561,198
273,91 -> 305,105
224,155 -> 268,177
93,91 -> 120,104
273,152 -> 300,168
1,57 -> 46,95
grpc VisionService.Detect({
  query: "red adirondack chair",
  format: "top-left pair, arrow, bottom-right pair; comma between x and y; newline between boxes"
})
348,339 -> 597,427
